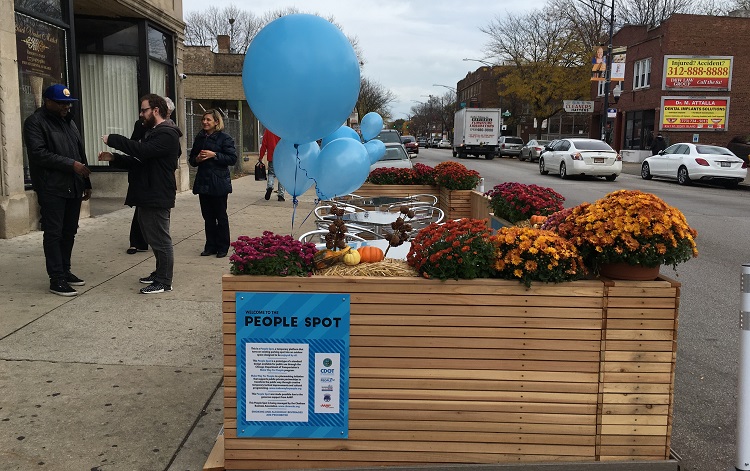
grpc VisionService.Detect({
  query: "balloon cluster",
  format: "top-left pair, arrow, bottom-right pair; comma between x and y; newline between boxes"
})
242,14 -> 387,202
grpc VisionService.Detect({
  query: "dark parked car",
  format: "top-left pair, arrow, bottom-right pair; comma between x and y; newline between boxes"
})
401,135 -> 419,155
417,137 -> 428,148
375,129 -> 402,144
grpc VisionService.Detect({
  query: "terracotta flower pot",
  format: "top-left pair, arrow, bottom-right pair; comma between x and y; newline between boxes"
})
599,262 -> 660,281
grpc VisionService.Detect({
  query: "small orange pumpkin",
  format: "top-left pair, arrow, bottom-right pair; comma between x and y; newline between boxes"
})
358,246 -> 384,263
530,215 -> 548,225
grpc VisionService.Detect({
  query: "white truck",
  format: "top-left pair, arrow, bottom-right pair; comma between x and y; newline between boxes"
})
452,108 -> 502,160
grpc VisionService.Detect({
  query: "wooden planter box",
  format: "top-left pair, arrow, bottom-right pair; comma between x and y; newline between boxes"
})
439,188 -> 473,220
354,183 -> 439,200
220,274 -> 679,470
489,213 -> 514,231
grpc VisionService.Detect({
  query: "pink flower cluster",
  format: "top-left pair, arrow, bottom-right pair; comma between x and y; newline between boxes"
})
229,231 -> 317,277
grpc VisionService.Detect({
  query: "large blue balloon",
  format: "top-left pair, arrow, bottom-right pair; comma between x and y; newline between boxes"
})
364,139 -> 386,165
243,14 -> 361,144
273,140 -> 319,197
311,138 -> 370,200
321,125 -> 360,148
360,112 -> 384,142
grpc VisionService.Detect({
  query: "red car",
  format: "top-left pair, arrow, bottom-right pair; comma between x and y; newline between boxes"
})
401,135 -> 419,155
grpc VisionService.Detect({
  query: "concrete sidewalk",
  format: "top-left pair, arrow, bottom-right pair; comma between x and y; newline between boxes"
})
0,176 -> 319,470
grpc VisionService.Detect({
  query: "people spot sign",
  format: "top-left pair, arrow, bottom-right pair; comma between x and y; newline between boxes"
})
235,292 -> 350,438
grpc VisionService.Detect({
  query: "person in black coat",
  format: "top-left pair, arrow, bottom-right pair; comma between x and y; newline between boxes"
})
727,136 -> 750,165
98,94 -> 182,294
188,109 -> 237,258
23,84 -> 92,296
650,133 -> 667,155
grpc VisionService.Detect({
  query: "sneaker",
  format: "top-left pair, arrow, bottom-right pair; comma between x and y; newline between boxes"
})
140,282 -> 172,294
50,279 -> 78,297
264,188 -> 272,200
277,194 -> 285,202
139,273 -> 157,284
65,273 -> 85,286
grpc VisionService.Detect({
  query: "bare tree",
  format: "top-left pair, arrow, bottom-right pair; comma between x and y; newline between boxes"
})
356,77 -> 396,121
185,5 -> 364,64
615,0 -> 731,27
184,5 -> 260,53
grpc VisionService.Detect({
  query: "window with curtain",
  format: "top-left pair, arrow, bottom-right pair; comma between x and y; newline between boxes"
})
79,54 -> 139,166
149,60 -> 168,98
633,58 -> 651,90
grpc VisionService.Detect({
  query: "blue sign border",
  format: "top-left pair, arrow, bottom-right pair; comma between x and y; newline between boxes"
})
235,292 -> 349,439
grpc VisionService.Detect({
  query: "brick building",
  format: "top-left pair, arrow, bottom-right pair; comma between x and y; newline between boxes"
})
457,65 -> 589,141
183,36 -> 258,157
593,13 -> 750,161
0,0 -> 187,238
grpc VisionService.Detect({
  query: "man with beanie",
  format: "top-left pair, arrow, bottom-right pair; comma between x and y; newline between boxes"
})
23,84 -> 92,296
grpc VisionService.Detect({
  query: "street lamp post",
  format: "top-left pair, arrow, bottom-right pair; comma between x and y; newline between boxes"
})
600,0 -> 615,142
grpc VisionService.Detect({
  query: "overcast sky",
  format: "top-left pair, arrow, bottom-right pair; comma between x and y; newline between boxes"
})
182,0 -> 547,121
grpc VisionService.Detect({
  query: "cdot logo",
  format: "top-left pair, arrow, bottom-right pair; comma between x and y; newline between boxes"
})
323,358 -> 332,367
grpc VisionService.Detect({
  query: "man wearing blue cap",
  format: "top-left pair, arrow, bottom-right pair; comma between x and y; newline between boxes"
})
23,83 -> 92,297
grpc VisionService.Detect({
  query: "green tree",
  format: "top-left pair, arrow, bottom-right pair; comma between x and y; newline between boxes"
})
482,6 -> 590,139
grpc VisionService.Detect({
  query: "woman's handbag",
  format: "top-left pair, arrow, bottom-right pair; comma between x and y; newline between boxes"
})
255,161 -> 267,181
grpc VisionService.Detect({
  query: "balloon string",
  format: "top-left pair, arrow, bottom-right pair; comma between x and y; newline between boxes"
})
290,145 -> 299,234
298,198 -> 319,228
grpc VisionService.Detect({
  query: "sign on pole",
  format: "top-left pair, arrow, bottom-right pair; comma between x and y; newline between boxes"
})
235,292 -> 350,438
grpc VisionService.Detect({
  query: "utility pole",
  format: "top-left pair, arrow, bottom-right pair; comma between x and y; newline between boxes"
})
600,0 -> 615,142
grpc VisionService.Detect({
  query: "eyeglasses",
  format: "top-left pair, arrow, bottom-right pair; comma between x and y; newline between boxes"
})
140,107 -> 152,114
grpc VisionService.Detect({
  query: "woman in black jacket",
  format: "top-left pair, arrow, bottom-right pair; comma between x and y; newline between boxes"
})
188,109 -> 238,258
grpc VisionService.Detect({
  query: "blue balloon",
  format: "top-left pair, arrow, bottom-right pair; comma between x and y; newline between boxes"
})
311,138 -> 370,200
364,139 -> 386,165
273,140 -> 319,197
360,112 -> 384,142
321,125 -> 360,148
243,14 -> 361,144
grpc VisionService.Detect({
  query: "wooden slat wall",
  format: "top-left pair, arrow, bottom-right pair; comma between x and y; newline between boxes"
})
221,275 -> 678,469
470,190 -> 491,221
598,277 -> 679,461
439,188 -> 473,220
353,183 -> 439,199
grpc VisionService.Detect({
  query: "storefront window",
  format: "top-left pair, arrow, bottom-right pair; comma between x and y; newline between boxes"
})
624,110 -> 656,150
14,0 -> 62,22
76,19 -> 138,55
15,11 -> 69,185
148,26 -> 170,62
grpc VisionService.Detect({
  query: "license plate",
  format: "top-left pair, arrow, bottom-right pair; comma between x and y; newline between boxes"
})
594,157 -> 604,163
721,162 -> 731,167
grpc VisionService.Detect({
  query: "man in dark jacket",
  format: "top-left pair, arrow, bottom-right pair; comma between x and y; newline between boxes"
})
23,84 -> 92,297
99,94 -> 182,294
650,133 -> 667,155
727,136 -> 750,164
